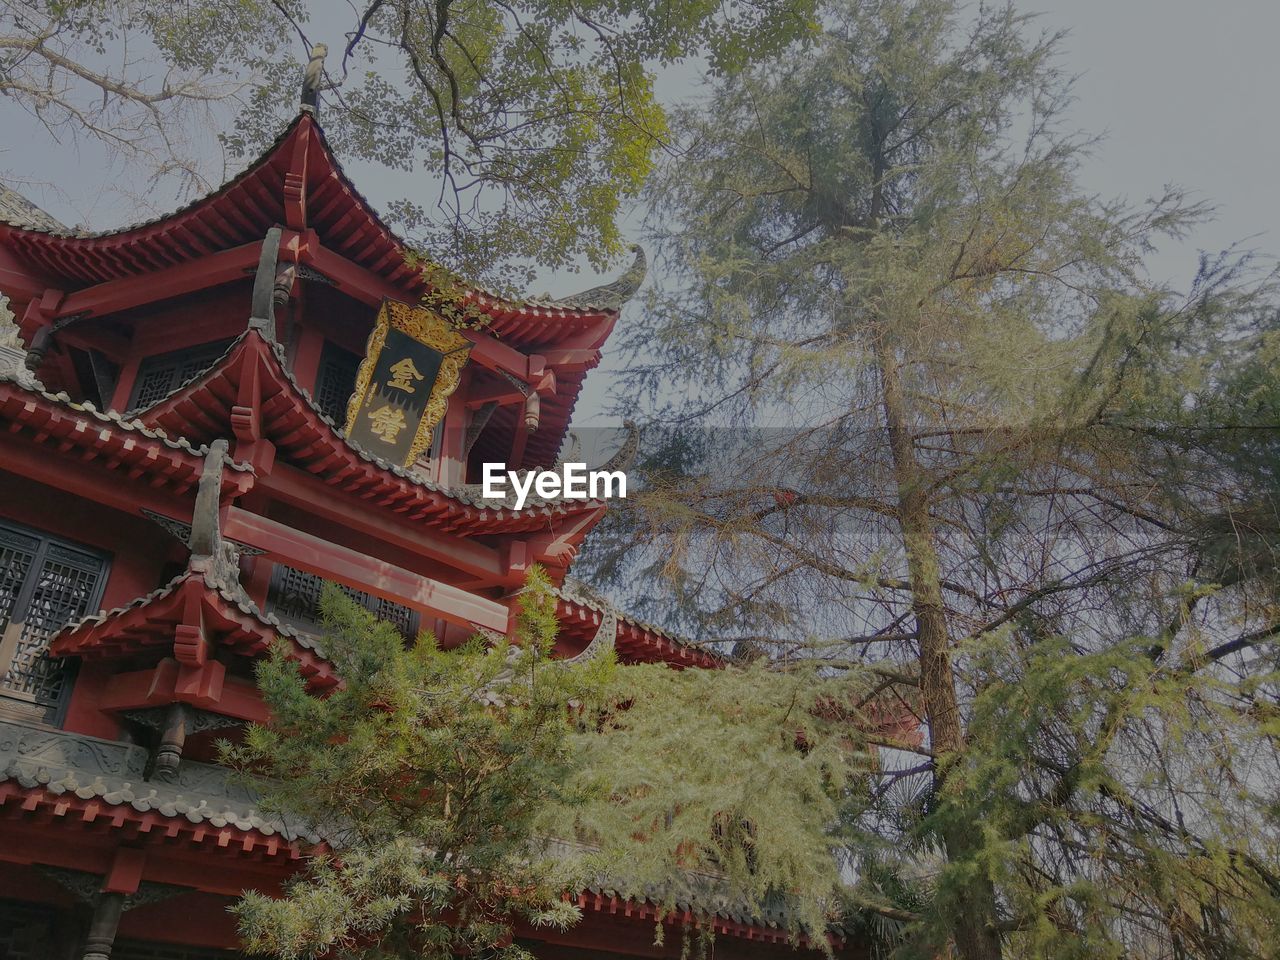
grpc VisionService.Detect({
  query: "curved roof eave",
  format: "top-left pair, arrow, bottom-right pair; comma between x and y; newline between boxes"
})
132,328 -> 610,534
0,113 -> 645,318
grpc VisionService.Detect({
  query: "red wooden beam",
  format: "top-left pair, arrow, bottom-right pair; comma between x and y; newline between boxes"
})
539,347 -> 601,370
52,241 -> 262,320
465,370 -> 557,409
99,660 -> 268,722
222,506 -> 510,633
257,463 -> 516,586
50,326 -> 133,363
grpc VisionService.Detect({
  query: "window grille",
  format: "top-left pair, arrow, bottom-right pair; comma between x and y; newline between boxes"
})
264,563 -> 419,639
314,340 -> 361,426
0,520 -> 108,718
128,340 -> 233,410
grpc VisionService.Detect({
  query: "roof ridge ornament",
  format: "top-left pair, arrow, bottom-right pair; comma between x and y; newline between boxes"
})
600,419 -> 640,474
0,290 -> 40,388
188,438 -> 242,590
300,43 -> 328,115
248,227 -> 286,341
554,430 -> 582,469
542,244 -> 647,312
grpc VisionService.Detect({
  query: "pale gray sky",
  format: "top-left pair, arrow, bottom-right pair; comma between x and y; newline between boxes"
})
3,1 -> 1277,423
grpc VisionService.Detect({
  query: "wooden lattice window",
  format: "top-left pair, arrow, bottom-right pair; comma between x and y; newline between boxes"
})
0,520 -> 108,721
314,340 -> 362,427
264,563 -> 420,639
128,339 -> 233,410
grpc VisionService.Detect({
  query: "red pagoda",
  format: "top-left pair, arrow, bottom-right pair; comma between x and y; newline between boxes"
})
0,107 -> 893,959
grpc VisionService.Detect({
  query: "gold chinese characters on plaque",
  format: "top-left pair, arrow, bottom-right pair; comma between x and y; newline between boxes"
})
344,300 -> 473,467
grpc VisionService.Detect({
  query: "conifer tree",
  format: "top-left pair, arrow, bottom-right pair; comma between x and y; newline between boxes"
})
224,567 -> 614,960
229,570 -> 898,958
579,1 -> 1280,956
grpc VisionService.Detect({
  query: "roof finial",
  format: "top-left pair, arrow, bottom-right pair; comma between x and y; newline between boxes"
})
300,43 -> 329,114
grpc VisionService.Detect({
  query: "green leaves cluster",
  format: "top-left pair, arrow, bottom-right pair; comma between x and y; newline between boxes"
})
226,562 -> 904,958
558,658 -> 884,945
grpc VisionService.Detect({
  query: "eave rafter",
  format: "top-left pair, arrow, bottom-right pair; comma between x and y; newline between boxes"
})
0,783 -> 309,866
0,375 -> 255,506
38,241 -> 263,328
566,890 -> 832,950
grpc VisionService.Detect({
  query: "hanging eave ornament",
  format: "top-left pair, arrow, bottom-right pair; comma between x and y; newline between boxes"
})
345,300 -> 473,467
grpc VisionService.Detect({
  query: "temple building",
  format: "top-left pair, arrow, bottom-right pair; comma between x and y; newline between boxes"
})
0,106 -> 900,959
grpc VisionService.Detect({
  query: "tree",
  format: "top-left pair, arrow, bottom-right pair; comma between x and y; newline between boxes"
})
228,566 -> 903,958
578,1 -> 1280,956
0,0 -> 257,192
223,567 -> 614,960
561,654 -> 894,947
1,0 -> 817,284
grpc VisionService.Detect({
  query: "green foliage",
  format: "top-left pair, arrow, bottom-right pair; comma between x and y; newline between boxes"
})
223,567 -> 614,959
939,630 -> 1280,959
225,562 -> 901,957
553,658 -> 883,946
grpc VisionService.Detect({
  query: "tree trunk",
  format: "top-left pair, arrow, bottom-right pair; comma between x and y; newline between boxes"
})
876,337 -> 1004,960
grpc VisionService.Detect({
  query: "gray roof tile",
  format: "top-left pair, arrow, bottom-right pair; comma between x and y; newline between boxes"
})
0,184 -> 67,233
0,717 -> 317,842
